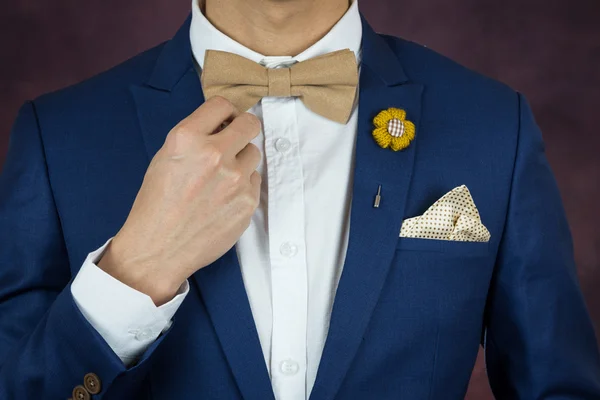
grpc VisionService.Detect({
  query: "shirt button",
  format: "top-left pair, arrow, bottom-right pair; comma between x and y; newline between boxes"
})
134,328 -> 153,341
279,359 -> 300,375
279,242 -> 298,257
274,138 -> 291,153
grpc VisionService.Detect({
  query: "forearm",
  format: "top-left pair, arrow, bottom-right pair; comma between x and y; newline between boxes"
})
0,101 -> 176,399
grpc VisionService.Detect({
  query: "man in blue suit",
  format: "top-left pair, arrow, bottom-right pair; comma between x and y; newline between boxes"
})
1,0 -> 599,398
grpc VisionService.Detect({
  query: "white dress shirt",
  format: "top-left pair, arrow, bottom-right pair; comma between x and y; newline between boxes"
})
71,1 -> 362,398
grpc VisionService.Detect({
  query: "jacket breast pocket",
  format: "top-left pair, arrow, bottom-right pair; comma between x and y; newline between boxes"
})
395,236 -> 490,258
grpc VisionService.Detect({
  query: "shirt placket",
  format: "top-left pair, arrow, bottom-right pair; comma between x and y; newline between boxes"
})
261,61 -> 308,400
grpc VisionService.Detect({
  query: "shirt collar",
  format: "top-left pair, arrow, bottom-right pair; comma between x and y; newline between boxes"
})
189,0 -> 363,69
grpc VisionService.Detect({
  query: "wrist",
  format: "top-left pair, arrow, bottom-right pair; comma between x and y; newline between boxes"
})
97,236 -> 185,306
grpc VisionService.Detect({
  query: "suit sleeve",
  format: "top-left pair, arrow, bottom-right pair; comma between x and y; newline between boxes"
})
484,93 -> 600,398
0,102 -> 171,399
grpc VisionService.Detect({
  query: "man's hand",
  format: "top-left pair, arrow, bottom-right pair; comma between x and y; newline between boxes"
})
98,96 -> 262,305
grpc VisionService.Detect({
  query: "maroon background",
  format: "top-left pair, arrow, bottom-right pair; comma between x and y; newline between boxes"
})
1,0 -> 599,397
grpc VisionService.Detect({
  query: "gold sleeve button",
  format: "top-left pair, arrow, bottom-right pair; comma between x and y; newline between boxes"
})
72,385 -> 90,400
83,372 -> 102,395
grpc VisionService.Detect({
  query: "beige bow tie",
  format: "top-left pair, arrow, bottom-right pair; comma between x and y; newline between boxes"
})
200,49 -> 359,124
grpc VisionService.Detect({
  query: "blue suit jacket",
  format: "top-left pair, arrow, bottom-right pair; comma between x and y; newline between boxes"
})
1,14 -> 599,400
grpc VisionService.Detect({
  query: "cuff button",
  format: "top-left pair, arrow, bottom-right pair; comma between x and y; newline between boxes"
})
83,372 -> 102,394
72,385 -> 90,400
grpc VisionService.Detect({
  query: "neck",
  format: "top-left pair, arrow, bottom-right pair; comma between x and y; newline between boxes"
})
202,0 -> 351,57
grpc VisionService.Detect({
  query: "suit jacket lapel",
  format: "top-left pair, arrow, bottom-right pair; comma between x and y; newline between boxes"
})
130,15 -> 275,400
309,15 -> 424,400
130,15 -> 203,160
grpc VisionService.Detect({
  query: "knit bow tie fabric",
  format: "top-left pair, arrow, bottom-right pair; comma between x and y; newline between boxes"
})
200,49 -> 360,124
399,185 -> 491,242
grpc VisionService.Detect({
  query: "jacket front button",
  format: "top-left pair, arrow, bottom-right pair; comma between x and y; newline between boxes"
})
83,372 -> 102,394
72,385 -> 90,400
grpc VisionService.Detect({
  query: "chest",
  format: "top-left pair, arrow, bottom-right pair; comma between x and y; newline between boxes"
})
234,96 -> 361,396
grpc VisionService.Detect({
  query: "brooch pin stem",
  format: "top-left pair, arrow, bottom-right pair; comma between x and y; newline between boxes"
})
373,185 -> 382,208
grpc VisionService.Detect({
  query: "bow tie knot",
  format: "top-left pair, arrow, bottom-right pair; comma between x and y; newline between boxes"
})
200,49 -> 359,124
268,68 -> 292,97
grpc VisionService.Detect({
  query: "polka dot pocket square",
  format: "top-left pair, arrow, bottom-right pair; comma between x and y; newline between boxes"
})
399,185 -> 491,242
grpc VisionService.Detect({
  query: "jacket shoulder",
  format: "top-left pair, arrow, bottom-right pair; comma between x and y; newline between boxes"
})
378,33 -> 522,146
380,34 -> 517,102
33,42 -> 167,114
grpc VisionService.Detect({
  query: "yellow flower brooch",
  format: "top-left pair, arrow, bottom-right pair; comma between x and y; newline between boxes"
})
372,108 -> 416,151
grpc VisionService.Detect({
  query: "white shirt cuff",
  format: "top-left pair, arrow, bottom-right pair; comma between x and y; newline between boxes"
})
71,237 -> 189,365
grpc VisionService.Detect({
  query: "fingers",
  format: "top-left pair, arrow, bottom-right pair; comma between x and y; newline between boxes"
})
219,112 -> 262,157
236,143 -> 262,178
176,96 -> 240,136
249,170 -> 262,202
163,96 -> 261,167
